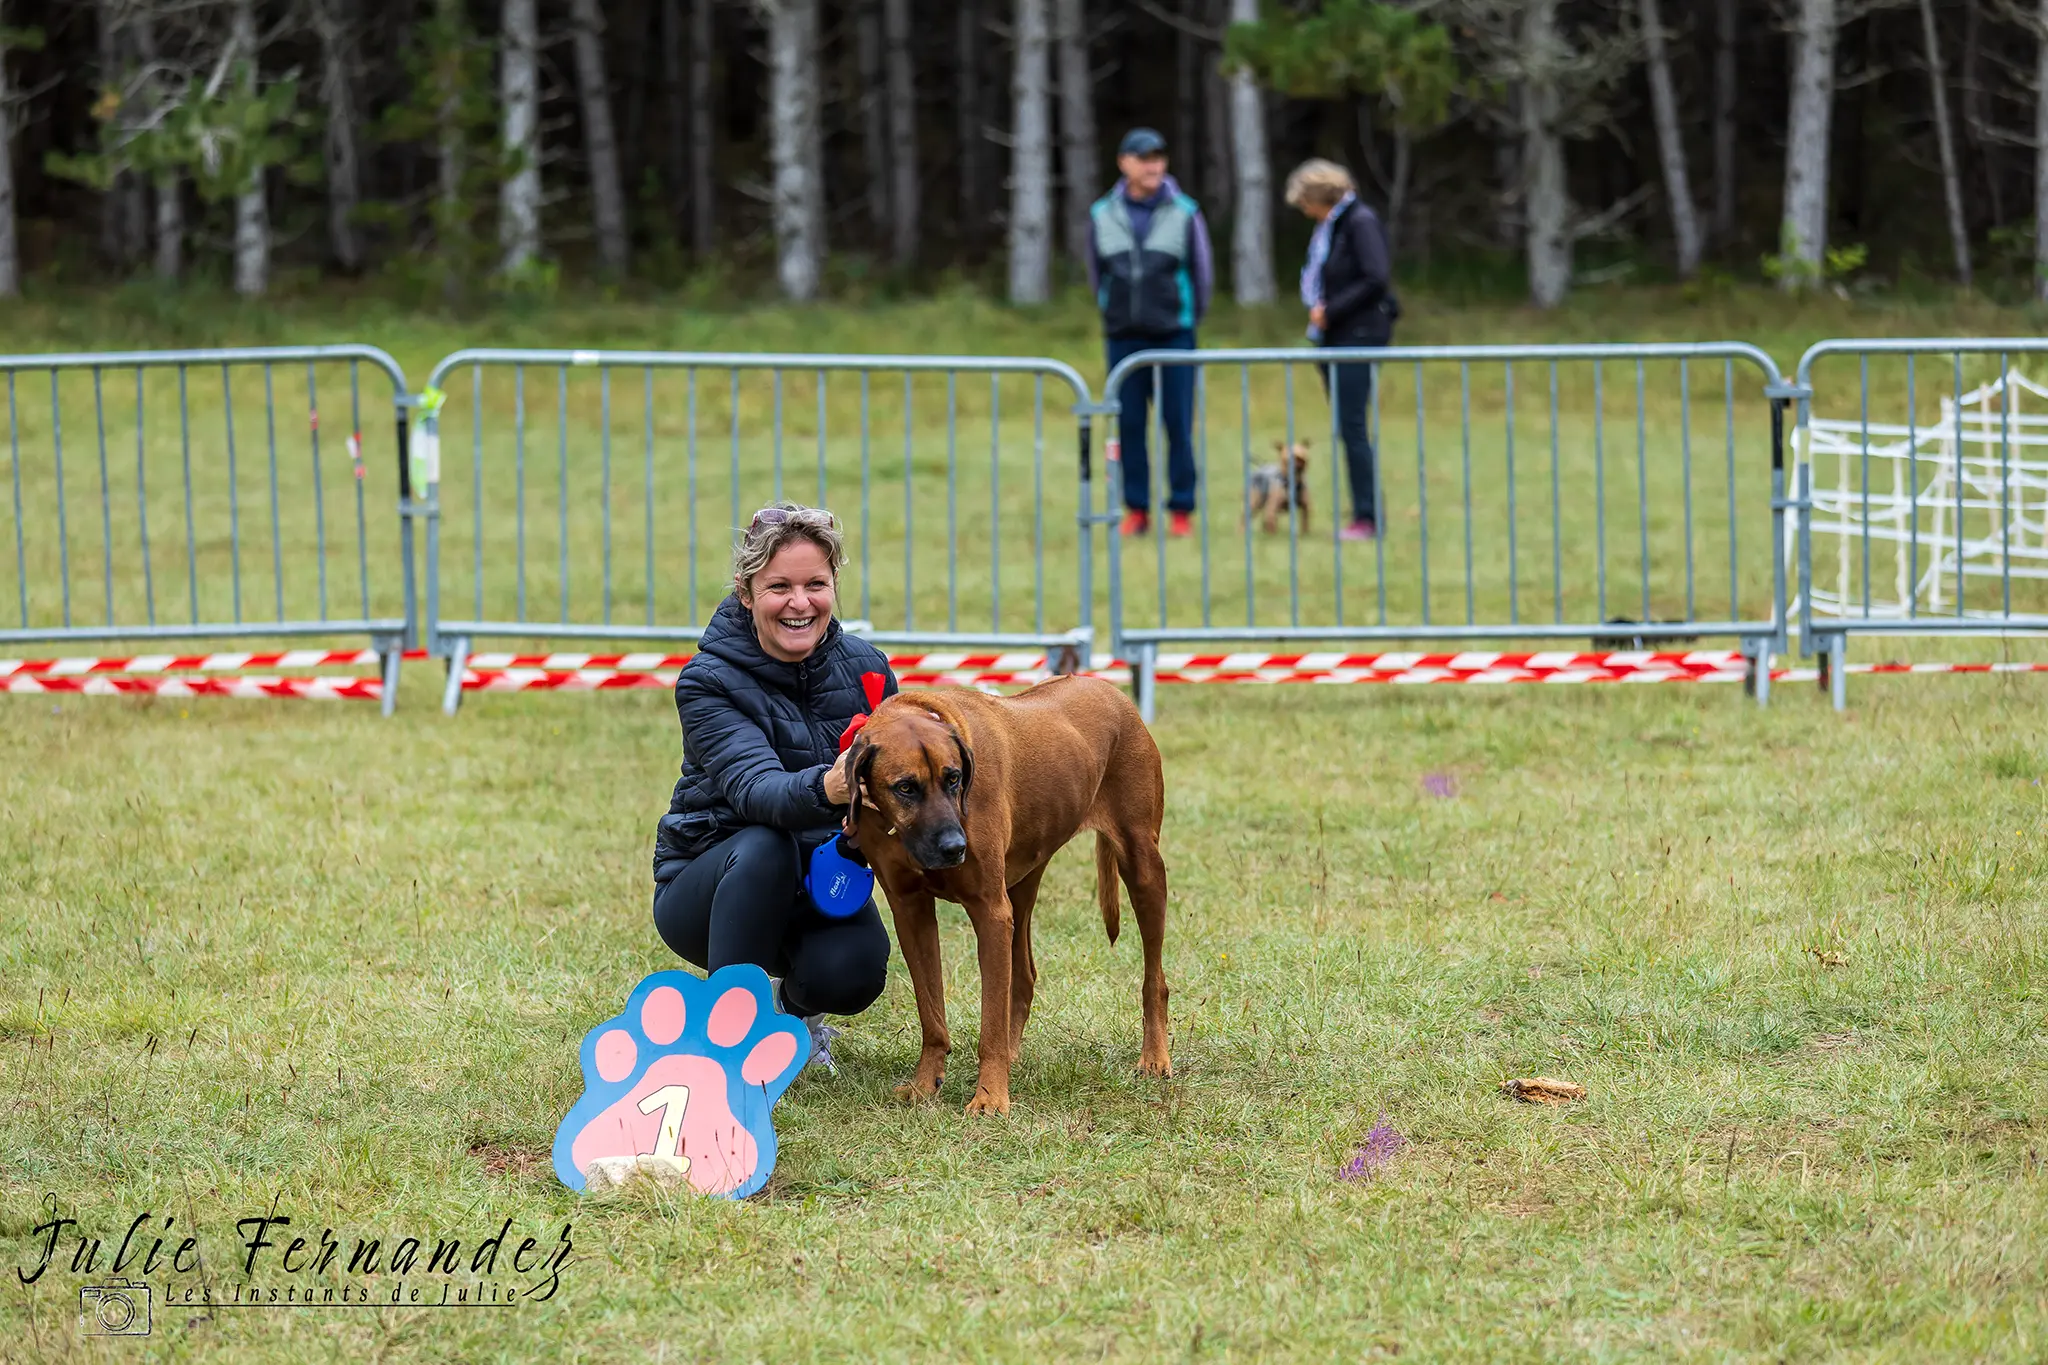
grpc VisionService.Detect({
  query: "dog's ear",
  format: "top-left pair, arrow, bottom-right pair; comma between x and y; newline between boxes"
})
946,723 -> 975,819
1272,438 -> 1287,455
847,735 -> 879,812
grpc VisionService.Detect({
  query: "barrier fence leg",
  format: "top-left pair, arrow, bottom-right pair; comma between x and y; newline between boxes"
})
1829,634 -> 1848,712
441,635 -> 471,717
376,636 -> 404,717
1743,636 -> 1772,707
1135,642 -> 1157,724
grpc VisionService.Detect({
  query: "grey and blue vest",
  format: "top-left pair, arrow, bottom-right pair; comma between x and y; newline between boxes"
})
1091,190 -> 1199,337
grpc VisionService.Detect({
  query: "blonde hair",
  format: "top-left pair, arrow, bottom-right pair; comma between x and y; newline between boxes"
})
1284,159 -> 1355,210
732,502 -> 846,600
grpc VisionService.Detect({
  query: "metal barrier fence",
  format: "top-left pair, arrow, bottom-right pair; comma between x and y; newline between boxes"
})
0,345 -> 418,714
417,350 -> 1099,713
1790,337 -> 2048,710
1099,343 -> 1795,719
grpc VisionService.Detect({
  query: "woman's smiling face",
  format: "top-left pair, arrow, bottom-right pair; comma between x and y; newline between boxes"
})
743,540 -> 836,662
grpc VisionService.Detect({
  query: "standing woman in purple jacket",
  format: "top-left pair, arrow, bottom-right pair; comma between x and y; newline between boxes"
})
1287,159 -> 1400,541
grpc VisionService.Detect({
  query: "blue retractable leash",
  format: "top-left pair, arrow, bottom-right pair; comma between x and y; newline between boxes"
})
806,832 -> 874,919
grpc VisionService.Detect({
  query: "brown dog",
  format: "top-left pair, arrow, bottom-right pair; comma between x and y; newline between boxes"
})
841,676 -> 1170,1115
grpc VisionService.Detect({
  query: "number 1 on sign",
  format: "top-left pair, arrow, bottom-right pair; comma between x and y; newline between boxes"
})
638,1085 -> 692,1171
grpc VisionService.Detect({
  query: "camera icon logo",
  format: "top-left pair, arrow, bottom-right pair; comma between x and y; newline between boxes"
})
78,1278 -> 152,1336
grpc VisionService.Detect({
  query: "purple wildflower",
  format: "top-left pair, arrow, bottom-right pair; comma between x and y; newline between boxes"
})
1339,1115 -> 1407,1182
1422,772 -> 1457,799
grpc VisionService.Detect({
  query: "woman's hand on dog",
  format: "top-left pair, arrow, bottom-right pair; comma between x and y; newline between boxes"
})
823,750 -> 854,806
824,748 -> 883,809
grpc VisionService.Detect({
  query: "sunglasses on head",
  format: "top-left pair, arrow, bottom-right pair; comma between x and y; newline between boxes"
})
749,506 -> 836,532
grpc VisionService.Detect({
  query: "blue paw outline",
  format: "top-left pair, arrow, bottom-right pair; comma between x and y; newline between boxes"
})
552,963 -> 810,1198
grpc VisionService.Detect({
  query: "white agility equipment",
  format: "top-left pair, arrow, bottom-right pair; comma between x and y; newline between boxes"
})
1794,368 -> 2048,623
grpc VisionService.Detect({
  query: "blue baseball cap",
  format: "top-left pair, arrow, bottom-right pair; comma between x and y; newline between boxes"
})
1118,127 -> 1168,158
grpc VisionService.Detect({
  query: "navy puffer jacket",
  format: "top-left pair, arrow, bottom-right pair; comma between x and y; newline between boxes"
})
653,594 -> 898,882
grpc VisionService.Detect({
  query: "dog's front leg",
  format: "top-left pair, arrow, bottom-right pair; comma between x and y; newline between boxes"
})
963,888 -> 1015,1116
887,888 -> 950,1101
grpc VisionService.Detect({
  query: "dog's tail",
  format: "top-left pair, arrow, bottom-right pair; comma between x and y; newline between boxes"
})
1095,832 -> 1122,945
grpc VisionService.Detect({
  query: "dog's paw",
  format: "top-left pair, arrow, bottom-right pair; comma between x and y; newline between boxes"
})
893,1076 -> 943,1104
551,965 -> 809,1198
964,1087 -> 1011,1117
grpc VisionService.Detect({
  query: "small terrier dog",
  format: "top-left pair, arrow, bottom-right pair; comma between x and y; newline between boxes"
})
1245,440 -> 1312,534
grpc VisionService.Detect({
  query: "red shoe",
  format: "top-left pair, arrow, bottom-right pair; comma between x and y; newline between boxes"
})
1169,511 -> 1195,538
1120,509 -> 1151,536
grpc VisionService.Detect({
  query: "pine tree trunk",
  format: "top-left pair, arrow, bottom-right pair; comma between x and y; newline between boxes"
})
1523,0 -> 1571,308
1227,0 -> 1273,304
857,0 -> 889,243
663,0 -> 688,226
231,0 -> 270,297
1387,128 -> 1411,259
1494,86 -> 1523,250
1780,0 -> 1838,288
500,0 -> 543,274
134,9 -> 182,282
1175,16 -> 1197,198
1008,0 -> 1053,303
1712,0 -> 1737,247
2035,0 -> 2048,301
0,29 -> 16,298
1638,0 -> 1702,276
153,176 -> 182,282
570,0 -> 631,275
884,0 -> 921,267
1054,0 -> 1095,273
619,4 -> 650,203
314,0 -> 364,274
764,0 -> 823,299
1203,0 -> 1232,220
1918,0 -> 1972,285
690,0 -> 717,253
437,0 -> 466,296
98,0 -> 146,270
1962,0 -> 1998,223
958,0 -> 983,256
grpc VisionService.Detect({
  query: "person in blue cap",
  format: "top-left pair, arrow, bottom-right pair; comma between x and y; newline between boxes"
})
1088,127 -> 1215,538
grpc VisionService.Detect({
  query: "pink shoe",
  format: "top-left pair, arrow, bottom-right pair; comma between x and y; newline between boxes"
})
1340,518 -> 1378,542
1120,509 -> 1151,536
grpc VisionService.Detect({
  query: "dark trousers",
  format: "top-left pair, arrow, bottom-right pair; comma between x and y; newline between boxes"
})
1108,329 -> 1198,513
652,826 -> 890,1018
1317,349 -> 1379,523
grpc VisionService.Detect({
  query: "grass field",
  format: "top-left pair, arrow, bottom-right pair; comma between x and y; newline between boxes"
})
5,671 -> 2048,1362
5,287 -> 2048,1362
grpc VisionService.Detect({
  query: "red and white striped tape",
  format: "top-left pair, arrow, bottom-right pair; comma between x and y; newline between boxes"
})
0,648 -> 426,678
3,674 -> 381,700
8,646 -> 2047,703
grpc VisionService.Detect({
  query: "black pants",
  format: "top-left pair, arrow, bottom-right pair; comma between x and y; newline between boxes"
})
1316,350 -> 1379,524
651,826 -> 890,1018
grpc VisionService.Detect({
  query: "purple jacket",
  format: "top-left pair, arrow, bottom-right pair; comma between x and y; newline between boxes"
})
1085,174 -> 1214,329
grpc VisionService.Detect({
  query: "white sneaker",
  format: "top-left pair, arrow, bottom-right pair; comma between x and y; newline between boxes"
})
769,976 -> 841,1075
802,1015 -> 842,1075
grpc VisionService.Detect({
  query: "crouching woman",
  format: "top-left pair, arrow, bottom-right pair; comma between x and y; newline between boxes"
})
651,503 -> 896,1060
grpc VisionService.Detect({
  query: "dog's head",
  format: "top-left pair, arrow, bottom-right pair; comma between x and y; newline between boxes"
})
1270,438 -> 1311,479
844,699 -> 975,871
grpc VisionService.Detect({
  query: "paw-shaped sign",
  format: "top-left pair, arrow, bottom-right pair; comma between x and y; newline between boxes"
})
552,965 -> 810,1198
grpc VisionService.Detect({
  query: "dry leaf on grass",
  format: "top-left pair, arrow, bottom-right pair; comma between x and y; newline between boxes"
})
1501,1077 -> 1587,1105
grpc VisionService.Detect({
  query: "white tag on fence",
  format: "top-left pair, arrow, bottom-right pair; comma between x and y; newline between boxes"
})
413,429 -> 441,487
